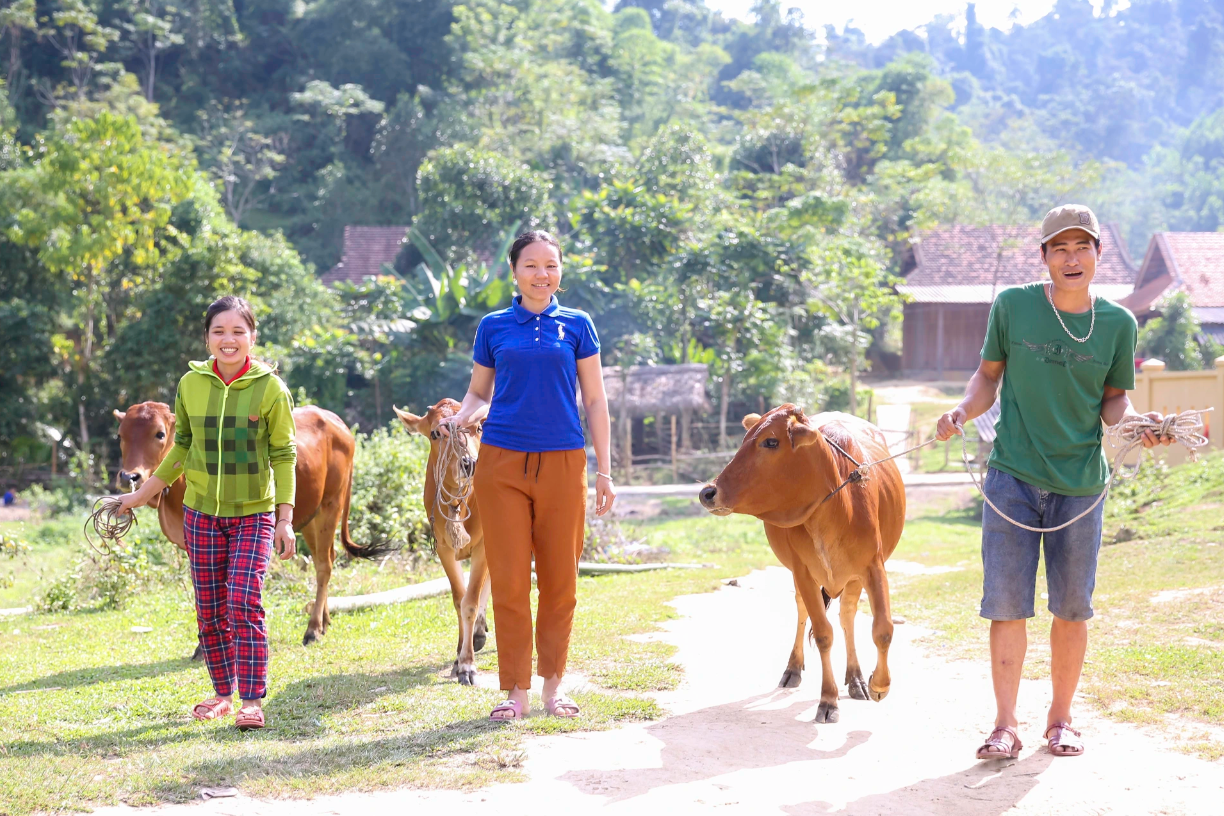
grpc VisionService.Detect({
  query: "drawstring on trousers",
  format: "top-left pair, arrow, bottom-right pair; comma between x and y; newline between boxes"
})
522,452 -> 542,482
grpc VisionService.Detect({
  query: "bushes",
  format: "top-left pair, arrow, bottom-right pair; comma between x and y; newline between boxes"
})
346,421 -> 432,556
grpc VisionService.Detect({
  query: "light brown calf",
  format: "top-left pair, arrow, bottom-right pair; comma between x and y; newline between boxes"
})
394,399 -> 491,685
699,405 -> 905,724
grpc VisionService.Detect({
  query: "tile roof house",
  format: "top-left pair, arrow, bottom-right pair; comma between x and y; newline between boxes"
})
321,226 -> 410,287
1120,233 -> 1224,343
896,224 -> 1138,375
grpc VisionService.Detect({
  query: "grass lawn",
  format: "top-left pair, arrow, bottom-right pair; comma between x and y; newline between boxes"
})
889,451 -> 1224,760
0,510 -> 773,815
4,450 -> 1222,813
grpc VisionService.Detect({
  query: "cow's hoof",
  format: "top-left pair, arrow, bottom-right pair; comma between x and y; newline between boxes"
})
473,622 -> 488,653
303,630 -> 318,646
814,701 -> 840,724
868,672 -> 889,702
778,669 -> 803,688
190,643 -> 205,662
846,671 -> 869,700
457,669 -> 476,686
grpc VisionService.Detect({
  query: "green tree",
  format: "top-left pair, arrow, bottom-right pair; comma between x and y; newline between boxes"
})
804,236 -> 903,417
413,146 -> 552,265
6,112 -> 192,449
1137,291 -> 1222,372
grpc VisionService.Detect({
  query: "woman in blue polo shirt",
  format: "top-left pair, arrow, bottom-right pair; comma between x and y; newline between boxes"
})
445,230 -> 615,721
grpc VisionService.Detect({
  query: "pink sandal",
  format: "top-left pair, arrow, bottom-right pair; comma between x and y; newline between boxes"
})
544,695 -> 580,718
976,725 -> 1022,759
489,699 -> 524,721
191,697 -> 233,721
1044,722 -> 1084,756
235,706 -> 265,731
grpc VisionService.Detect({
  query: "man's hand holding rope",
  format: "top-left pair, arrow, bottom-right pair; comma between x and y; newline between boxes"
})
935,406 -> 1173,449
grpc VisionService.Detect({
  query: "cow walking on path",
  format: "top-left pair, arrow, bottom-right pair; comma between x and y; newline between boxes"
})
394,400 -> 492,686
114,402 -> 392,649
699,405 -> 905,724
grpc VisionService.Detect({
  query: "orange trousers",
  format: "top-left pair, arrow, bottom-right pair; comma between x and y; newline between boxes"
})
474,444 -> 587,691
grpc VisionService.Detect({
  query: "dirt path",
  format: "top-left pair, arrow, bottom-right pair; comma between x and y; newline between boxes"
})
94,567 -> 1224,815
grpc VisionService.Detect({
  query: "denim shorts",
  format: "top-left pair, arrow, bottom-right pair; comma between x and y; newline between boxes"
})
980,467 -> 1105,622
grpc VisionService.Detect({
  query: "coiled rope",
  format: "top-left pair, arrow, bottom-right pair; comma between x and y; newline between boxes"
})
430,425 -> 476,548
84,495 -> 137,556
821,409 -> 1212,534
959,408 -> 1212,533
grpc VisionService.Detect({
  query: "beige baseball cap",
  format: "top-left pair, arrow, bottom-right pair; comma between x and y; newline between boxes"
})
1040,204 -> 1100,244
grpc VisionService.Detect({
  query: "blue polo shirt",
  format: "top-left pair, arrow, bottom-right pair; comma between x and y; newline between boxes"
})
473,295 -> 601,452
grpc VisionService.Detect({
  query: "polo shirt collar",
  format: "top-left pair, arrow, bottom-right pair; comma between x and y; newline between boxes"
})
512,294 -> 561,323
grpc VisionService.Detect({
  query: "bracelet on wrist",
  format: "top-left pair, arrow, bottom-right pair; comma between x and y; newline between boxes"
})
596,471 -> 614,482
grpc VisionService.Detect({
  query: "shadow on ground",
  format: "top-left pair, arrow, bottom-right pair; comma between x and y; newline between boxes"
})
558,689 -> 871,802
788,750 -> 1054,815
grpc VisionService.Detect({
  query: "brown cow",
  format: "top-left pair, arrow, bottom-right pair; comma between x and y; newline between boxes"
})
393,400 -> 491,685
698,404 -> 905,724
113,401 -> 394,648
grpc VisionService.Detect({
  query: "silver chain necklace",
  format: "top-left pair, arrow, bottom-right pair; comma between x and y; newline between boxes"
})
1044,282 -> 1095,343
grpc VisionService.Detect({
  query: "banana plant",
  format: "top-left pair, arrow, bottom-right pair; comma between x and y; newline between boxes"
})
400,222 -> 520,324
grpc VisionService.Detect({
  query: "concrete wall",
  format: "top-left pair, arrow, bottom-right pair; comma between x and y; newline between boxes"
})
1108,356 -> 1224,466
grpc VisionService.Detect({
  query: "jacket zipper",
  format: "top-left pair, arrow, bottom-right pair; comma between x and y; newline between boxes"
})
215,381 -> 231,510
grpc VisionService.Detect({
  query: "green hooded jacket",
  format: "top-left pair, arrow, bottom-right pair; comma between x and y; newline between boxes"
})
152,358 -> 297,517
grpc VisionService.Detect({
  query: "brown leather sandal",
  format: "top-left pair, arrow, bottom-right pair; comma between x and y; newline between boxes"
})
191,697 -> 233,721
976,725 -> 1022,759
1044,722 -> 1084,756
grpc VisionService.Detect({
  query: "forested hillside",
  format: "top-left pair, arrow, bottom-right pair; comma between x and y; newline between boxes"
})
844,0 -> 1224,247
3,0 -> 1221,478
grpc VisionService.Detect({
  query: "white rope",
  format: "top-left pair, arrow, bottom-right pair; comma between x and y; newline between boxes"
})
431,426 -> 475,545
960,408 -> 1212,534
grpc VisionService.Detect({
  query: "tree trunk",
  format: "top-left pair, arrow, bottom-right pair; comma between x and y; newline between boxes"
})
719,372 -> 730,450
848,325 -> 858,418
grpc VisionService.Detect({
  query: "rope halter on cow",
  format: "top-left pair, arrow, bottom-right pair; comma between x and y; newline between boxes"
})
430,422 -> 477,550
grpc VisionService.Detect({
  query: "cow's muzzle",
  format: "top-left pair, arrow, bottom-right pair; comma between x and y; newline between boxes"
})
117,470 -> 142,489
699,484 -> 732,516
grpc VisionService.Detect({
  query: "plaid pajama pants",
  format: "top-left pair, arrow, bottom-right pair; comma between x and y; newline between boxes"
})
184,507 -> 274,700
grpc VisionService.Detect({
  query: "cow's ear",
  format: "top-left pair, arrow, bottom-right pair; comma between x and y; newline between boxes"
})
392,406 -> 427,435
113,409 -> 126,422
788,419 -> 822,449
741,413 -> 762,431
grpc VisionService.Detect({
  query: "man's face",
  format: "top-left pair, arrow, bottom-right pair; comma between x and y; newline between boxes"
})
1042,228 -> 1101,293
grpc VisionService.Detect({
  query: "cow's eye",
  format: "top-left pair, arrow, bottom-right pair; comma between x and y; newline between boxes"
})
156,431 -> 166,440
762,438 -> 779,449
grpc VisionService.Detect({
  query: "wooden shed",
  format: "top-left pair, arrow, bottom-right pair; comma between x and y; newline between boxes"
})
897,224 -> 1138,377
591,364 -> 710,483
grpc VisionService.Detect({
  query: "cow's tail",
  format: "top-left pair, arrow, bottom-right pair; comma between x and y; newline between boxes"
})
338,467 -> 402,560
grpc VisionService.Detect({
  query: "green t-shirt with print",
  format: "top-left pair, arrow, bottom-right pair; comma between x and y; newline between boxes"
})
982,282 -> 1137,496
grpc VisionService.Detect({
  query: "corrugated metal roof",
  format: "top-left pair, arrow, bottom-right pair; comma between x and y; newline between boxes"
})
898,283 -> 1135,304
1192,307 -> 1224,324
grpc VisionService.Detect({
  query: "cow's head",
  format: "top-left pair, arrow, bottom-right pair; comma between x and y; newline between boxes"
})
113,402 -> 176,503
699,404 -> 837,527
393,399 -> 481,549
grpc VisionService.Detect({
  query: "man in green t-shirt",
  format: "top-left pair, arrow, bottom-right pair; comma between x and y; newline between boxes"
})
936,205 -> 1168,760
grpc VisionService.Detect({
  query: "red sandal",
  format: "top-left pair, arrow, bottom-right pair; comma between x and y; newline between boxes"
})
191,697 -> 233,721
976,725 -> 1022,759
235,705 -> 265,731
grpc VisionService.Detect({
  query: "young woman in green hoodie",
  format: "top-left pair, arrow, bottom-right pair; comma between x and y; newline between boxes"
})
117,296 -> 297,730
